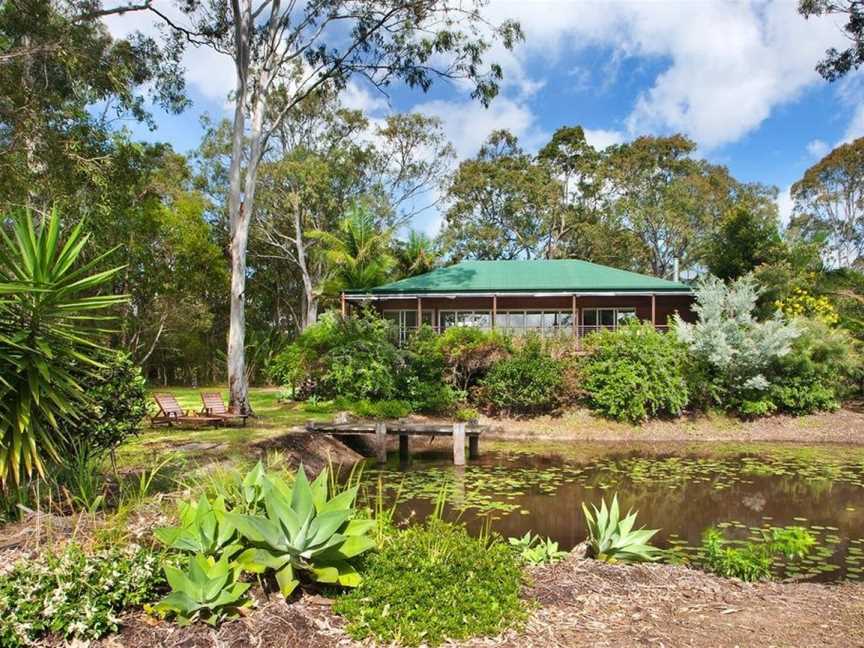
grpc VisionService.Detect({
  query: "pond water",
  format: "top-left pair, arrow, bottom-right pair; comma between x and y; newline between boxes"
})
355,441 -> 864,582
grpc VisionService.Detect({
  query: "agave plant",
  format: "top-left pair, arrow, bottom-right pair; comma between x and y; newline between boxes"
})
155,494 -> 241,558
154,552 -> 251,626
581,494 -> 664,563
508,531 -> 568,565
0,209 -> 125,485
226,463 -> 375,596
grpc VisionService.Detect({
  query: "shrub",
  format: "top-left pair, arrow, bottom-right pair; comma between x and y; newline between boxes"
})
674,275 -> 799,415
0,544 -> 165,647
478,337 -> 564,416
435,326 -> 511,392
396,325 -> 457,413
581,494 -> 664,563
272,311 -> 399,401
765,318 -> 861,415
334,518 -> 526,646
455,406 -> 480,422
59,350 -> 149,453
581,322 -> 689,423
352,399 -> 413,419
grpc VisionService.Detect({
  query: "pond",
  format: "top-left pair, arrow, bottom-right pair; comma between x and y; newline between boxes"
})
355,441 -> 864,582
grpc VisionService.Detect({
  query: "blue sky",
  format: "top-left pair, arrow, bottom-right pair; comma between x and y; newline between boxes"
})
110,0 -> 862,233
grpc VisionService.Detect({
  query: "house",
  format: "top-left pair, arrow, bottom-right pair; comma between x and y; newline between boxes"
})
342,259 -> 694,344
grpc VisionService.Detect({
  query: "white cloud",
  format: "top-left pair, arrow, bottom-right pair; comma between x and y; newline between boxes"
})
482,0 -> 847,150
413,96 -> 547,159
806,139 -> 829,159
777,184 -> 795,227
584,128 -> 625,150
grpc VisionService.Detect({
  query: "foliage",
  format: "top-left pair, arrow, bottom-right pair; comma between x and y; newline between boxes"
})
478,337 -> 565,415
155,494 -> 242,558
0,544 -> 164,647
765,318 -> 861,414
581,322 -> 689,422
396,230 -> 440,277
508,531 -> 568,565
775,287 -> 840,325
698,528 -> 774,581
351,399 -> 413,420
396,325 -> 457,413
0,209 -> 125,486
276,311 -> 400,401
435,326 -> 511,393
154,552 -> 251,626
59,350 -> 149,453
455,406 -> 481,422
334,518 -> 526,646
704,206 -> 784,280
582,494 -> 664,563
791,136 -> 864,267
226,463 -> 375,597
674,275 -> 800,414
799,1 -> 864,81
698,525 -> 816,581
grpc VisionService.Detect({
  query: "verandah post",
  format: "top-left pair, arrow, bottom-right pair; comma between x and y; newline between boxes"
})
651,293 -> 656,329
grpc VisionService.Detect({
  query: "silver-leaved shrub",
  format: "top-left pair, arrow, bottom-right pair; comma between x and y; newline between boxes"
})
674,275 -> 799,413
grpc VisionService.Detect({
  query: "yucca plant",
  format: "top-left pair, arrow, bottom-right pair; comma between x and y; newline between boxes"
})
154,552 -> 251,626
581,494 -> 664,563
226,463 -> 375,596
0,209 -> 125,486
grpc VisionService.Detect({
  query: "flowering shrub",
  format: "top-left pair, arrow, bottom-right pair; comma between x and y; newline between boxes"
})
774,287 -> 839,326
0,545 -> 166,646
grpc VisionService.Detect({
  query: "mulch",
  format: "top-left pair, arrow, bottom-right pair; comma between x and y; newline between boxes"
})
89,556 -> 864,648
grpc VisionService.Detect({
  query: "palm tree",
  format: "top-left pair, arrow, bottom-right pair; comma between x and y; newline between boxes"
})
310,205 -> 396,295
396,230 -> 439,278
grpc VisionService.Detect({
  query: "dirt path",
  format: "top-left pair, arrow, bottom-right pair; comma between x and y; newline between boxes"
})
104,557 -> 864,648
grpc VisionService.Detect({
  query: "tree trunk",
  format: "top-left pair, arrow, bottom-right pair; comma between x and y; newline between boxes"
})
292,194 -> 318,329
226,0 -> 252,414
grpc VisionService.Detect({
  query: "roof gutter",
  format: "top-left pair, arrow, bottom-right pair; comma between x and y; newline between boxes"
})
344,291 -> 694,300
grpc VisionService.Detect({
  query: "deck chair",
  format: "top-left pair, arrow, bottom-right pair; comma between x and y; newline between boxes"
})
152,392 -> 220,427
200,392 -> 250,426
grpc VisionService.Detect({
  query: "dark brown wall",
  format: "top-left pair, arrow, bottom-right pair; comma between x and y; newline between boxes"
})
360,294 -> 695,326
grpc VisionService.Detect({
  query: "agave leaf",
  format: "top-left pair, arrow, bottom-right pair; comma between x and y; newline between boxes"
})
275,563 -> 299,596
318,486 -> 358,514
226,512 -> 285,550
342,518 -> 375,537
290,465 -> 315,523
310,468 -> 329,511
235,547 -> 292,573
308,509 -> 352,546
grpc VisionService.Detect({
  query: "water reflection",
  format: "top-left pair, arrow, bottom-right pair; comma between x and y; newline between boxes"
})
357,442 -> 864,582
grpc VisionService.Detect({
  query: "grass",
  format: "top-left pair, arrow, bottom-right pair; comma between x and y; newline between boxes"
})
115,387 -> 332,471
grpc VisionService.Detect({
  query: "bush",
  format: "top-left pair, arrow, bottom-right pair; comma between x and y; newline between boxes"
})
334,518 -> 526,646
435,326 -> 511,393
272,312 -> 399,401
396,325 -> 457,413
765,318 -> 861,415
581,322 -> 689,423
478,337 -> 564,416
674,275 -> 799,415
352,399 -> 413,419
0,544 -> 165,646
697,526 -> 816,581
60,350 -> 149,453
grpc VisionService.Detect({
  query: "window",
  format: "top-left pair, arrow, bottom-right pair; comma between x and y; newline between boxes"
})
495,310 -> 574,336
438,310 -> 492,331
383,310 -> 433,344
582,308 -> 638,332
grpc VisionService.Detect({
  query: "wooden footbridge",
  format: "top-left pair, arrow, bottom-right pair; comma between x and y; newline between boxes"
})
305,420 -> 485,465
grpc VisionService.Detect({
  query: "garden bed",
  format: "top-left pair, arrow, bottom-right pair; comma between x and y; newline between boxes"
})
95,556 -> 864,647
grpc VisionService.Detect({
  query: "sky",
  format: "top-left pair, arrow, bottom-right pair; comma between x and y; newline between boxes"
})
107,0 -> 862,235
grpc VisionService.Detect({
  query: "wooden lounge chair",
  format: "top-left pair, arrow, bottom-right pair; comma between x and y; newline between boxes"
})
152,392 -> 220,427
200,392 -> 250,426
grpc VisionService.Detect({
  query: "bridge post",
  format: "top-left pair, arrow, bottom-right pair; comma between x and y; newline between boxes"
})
453,422 -> 465,466
399,434 -> 410,461
468,433 -> 479,460
375,422 -> 387,464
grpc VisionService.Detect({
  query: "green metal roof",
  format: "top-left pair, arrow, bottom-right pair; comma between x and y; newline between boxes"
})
365,260 -> 691,294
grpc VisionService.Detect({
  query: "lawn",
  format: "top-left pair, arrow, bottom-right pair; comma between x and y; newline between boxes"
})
116,386 -> 333,470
